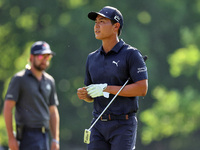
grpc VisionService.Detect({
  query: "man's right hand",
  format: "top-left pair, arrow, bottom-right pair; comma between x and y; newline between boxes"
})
77,87 -> 94,102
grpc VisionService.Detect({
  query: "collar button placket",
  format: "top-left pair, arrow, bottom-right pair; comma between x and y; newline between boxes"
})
103,55 -> 107,76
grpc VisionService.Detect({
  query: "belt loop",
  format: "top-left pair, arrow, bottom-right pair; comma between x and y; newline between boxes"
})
125,114 -> 129,120
108,114 -> 111,120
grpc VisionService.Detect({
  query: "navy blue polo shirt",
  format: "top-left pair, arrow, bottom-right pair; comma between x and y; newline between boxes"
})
5,69 -> 59,128
84,39 -> 148,116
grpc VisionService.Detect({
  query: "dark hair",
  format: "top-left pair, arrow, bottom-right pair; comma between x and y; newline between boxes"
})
111,20 -> 122,36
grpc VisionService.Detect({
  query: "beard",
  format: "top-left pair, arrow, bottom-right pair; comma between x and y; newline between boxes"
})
33,61 -> 49,71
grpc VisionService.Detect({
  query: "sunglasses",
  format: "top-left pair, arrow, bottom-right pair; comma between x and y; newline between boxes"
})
35,54 -> 52,61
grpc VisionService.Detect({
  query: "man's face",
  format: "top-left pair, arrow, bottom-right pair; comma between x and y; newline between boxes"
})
94,15 -> 116,40
32,54 -> 52,71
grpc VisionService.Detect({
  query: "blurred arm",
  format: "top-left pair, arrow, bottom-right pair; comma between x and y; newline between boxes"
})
3,100 -> 19,150
49,105 -> 60,150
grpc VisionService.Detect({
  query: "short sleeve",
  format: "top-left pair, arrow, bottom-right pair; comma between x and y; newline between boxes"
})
128,50 -> 148,82
5,76 -> 21,101
84,55 -> 92,86
49,78 -> 59,106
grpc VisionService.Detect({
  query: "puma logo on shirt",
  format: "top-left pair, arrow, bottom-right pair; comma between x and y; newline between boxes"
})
112,60 -> 120,67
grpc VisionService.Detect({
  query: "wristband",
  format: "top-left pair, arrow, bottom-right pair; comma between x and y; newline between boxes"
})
52,139 -> 59,144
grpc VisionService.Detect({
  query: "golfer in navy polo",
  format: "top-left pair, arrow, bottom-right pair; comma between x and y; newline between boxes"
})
77,6 -> 148,150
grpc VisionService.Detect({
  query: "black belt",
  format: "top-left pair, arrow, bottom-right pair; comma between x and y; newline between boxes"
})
23,126 -> 49,133
100,113 -> 135,121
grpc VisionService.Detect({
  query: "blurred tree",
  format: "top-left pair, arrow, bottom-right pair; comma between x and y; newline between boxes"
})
0,0 -> 200,149
139,0 -> 200,149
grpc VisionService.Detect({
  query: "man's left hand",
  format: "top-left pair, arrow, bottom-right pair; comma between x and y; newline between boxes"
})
51,139 -> 59,150
87,83 -> 109,98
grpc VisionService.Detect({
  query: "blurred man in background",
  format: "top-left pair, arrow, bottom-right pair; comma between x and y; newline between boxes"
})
4,41 -> 60,150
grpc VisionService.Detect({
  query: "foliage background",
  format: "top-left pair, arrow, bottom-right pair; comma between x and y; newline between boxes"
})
0,0 -> 200,149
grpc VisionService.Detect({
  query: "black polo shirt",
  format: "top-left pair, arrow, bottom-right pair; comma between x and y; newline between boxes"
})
5,69 -> 59,128
84,39 -> 148,116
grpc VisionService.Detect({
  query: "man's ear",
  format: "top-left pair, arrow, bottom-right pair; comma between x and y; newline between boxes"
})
114,23 -> 120,30
30,54 -> 34,62
113,22 -> 120,34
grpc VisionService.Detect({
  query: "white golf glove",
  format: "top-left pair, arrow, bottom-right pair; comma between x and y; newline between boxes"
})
87,83 -> 109,98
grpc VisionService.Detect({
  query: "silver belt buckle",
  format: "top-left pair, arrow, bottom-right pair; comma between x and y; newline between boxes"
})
100,117 -> 108,121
